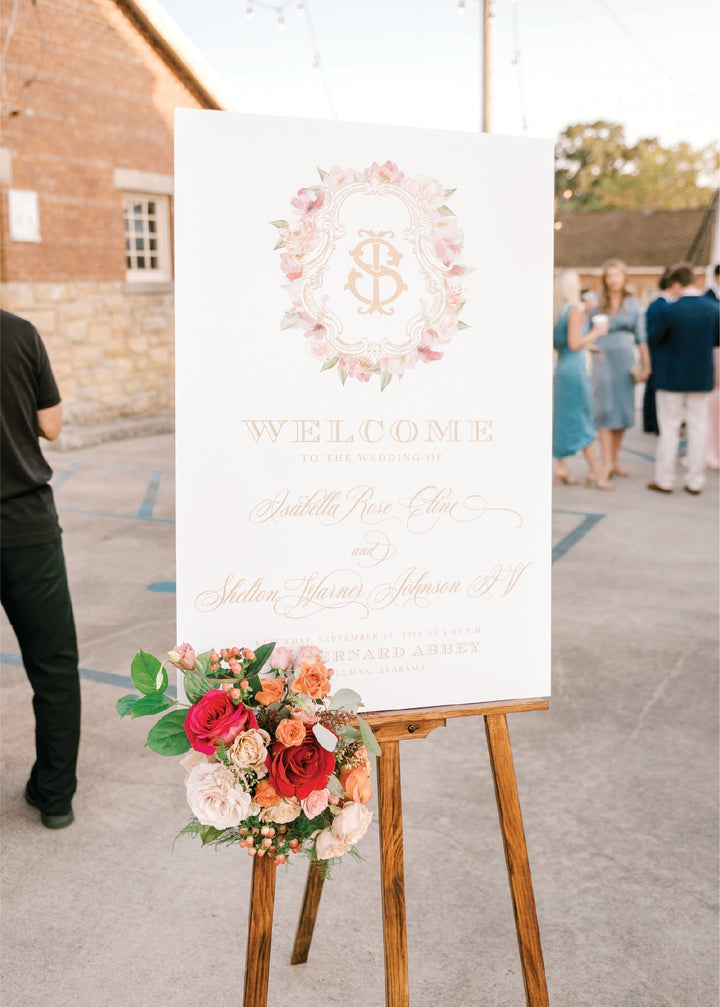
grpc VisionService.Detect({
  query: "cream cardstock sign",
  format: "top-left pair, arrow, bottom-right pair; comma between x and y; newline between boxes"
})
174,111 -> 553,712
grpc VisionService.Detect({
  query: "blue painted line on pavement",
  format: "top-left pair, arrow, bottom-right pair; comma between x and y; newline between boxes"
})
1,651 -> 177,696
137,470 -> 164,521
51,462 -> 80,493
56,506 -> 174,524
621,446 -> 657,463
148,581 -> 176,593
552,510 -> 605,563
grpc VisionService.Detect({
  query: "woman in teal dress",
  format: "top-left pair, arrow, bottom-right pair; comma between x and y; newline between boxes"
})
590,259 -> 651,484
553,271 -> 605,487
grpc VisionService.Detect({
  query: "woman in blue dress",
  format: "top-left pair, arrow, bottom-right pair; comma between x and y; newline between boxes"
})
553,270 -> 605,487
590,259 -> 651,484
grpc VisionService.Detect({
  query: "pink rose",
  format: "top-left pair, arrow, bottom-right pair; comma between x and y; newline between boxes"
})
184,689 -> 258,755
270,646 -> 294,672
301,788 -> 330,818
315,828 -> 350,860
292,644 -> 323,669
168,643 -> 196,670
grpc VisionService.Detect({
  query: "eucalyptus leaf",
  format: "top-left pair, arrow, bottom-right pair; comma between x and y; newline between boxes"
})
339,369 -> 348,385
357,715 -> 382,757
444,187 -> 457,199
380,372 -> 392,391
329,688 -> 363,711
317,167 -> 328,180
131,650 -> 167,695
327,774 -> 344,799
436,205 -> 455,216
270,219 -> 288,228
181,666 -> 214,704
130,692 -> 175,719
457,320 -> 471,330
321,356 -> 339,372
455,301 -> 466,315
312,723 -> 338,752
146,709 -> 191,756
116,694 -> 140,719
273,238 -> 285,250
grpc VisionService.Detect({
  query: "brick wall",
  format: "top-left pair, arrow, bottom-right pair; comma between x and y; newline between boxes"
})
0,0 -> 216,424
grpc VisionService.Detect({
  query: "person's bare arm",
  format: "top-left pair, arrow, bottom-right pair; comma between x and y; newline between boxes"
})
38,403 -> 62,441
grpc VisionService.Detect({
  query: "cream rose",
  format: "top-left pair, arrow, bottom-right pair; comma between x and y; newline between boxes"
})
180,749 -> 209,781
185,762 -> 252,829
228,728 -> 271,776
331,802 -> 372,846
315,828 -> 351,860
259,797 -> 302,825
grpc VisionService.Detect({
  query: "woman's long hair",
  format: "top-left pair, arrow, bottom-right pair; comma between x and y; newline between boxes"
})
553,269 -> 581,323
599,259 -> 633,311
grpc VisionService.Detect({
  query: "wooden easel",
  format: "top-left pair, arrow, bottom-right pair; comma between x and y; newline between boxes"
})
243,699 -> 549,1007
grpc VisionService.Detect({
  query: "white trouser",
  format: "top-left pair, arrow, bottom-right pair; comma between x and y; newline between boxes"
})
655,390 -> 711,491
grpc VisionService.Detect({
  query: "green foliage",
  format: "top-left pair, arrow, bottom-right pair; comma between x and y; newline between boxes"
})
555,120 -> 719,212
145,709 -> 191,757
357,715 -> 382,757
116,694 -> 140,718
131,650 -> 167,695
130,693 -> 175,719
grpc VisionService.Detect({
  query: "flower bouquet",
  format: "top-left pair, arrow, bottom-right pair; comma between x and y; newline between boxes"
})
117,641 -> 380,873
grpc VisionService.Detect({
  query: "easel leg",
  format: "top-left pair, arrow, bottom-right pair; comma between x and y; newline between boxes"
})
291,862 -> 325,964
377,739 -> 410,1007
243,854 -> 277,1007
485,713 -> 549,1007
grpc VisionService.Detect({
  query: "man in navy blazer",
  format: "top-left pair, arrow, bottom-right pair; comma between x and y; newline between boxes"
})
705,264 -> 719,301
647,262 -> 720,494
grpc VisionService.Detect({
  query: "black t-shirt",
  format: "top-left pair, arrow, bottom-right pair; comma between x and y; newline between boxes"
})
1,310 -> 62,547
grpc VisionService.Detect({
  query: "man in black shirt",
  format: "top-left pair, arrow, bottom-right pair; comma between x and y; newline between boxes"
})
1,310 -> 80,828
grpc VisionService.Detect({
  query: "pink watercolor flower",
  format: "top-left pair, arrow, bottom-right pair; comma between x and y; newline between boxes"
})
403,173 -> 445,211
321,165 -> 354,192
364,160 -> 405,185
291,187 -> 325,216
280,252 -> 303,281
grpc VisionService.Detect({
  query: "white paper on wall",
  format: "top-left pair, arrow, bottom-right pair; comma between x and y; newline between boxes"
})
174,110 -> 553,712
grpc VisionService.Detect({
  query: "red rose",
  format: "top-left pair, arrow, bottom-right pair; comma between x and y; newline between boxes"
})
266,736 -> 335,800
184,689 -> 257,755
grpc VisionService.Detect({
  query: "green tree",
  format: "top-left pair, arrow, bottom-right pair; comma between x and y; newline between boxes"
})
555,121 -> 719,212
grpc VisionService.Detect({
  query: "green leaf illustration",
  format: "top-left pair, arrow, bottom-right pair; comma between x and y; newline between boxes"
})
339,369 -> 348,385
146,709 -> 191,756
380,372 -> 393,391
116,694 -> 140,719
270,219 -> 288,228
444,187 -> 457,199
357,715 -> 382,757
130,693 -> 175,719
131,650 -> 167,695
457,320 -> 471,330
281,308 -> 302,331
321,356 -> 339,372
273,238 -> 285,251
317,167 -> 328,180
436,205 -> 455,216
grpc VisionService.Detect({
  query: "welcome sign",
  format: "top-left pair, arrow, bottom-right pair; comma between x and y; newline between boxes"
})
174,111 -> 553,712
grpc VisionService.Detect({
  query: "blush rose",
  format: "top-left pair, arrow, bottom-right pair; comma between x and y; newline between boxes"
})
184,689 -> 257,755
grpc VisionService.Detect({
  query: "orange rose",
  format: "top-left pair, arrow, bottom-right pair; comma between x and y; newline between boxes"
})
291,659 -> 331,700
253,778 -> 281,808
339,762 -> 372,804
255,677 -> 285,706
275,718 -> 307,747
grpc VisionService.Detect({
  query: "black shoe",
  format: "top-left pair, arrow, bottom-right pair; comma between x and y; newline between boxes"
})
25,786 -> 74,829
647,481 -> 672,494
684,486 -> 701,496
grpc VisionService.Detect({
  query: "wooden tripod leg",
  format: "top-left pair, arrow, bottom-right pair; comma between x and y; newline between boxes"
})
484,713 -> 549,1007
291,862 -> 325,964
243,853 -> 277,1007
377,739 -> 410,1007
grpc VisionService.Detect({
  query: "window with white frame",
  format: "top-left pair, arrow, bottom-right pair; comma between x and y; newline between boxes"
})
122,193 -> 171,282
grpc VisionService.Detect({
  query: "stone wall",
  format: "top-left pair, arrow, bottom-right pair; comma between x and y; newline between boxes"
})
1,281 -> 174,425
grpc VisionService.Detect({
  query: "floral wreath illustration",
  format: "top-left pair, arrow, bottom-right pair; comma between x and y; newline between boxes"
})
272,161 -> 470,389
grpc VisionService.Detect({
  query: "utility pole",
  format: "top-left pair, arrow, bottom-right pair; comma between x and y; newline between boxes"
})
482,0 -> 492,132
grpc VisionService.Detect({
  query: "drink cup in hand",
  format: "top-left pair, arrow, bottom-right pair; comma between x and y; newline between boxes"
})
591,313 -> 609,336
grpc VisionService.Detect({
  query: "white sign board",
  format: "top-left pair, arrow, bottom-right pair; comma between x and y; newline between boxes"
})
175,111 -> 552,712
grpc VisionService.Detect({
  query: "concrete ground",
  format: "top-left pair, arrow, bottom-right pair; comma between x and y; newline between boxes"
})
1,424 -> 718,1007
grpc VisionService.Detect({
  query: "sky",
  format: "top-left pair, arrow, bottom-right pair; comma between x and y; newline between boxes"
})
158,0 -> 718,151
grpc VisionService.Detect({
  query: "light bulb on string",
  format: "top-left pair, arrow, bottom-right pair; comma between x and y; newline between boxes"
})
297,1 -> 305,14
312,53 -> 320,71
457,0 -> 467,16
245,2 -> 253,20
277,9 -> 285,29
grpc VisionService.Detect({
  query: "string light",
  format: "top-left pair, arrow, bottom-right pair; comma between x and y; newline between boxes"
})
245,3 -> 253,20
457,0 -> 467,15
277,10 -> 285,29
296,1 -> 305,13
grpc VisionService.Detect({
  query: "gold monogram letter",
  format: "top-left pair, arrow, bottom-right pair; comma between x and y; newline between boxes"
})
345,230 -> 408,315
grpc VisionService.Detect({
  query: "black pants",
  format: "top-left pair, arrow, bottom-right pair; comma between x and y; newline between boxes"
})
1,538 -> 80,814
